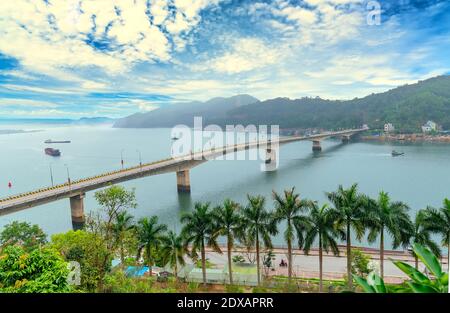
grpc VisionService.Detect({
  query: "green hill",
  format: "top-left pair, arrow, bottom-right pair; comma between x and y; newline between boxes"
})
114,76 -> 450,132
218,76 -> 450,132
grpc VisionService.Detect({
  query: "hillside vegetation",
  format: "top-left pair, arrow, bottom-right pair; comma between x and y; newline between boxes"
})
114,76 -> 450,132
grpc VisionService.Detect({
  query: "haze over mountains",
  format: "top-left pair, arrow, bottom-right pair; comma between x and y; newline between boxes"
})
113,95 -> 259,128
114,76 -> 450,132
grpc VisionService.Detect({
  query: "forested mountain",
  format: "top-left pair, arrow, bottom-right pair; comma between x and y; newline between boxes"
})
114,76 -> 450,132
113,94 -> 259,128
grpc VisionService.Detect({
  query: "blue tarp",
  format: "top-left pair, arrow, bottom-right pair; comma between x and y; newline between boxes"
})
125,266 -> 149,277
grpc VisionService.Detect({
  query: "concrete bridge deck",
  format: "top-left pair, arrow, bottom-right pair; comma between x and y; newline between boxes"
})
0,127 -> 368,224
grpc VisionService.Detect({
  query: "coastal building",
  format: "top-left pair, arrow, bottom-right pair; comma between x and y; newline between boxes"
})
422,120 -> 438,133
384,123 -> 395,132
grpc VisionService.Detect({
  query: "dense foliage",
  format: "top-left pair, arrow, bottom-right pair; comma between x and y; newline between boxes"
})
0,221 -> 47,251
223,76 -> 450,132
354,243 -> 449,293
0,245 -> 71,293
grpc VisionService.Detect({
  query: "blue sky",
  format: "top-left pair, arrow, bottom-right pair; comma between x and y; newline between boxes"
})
0,0 -> 449,118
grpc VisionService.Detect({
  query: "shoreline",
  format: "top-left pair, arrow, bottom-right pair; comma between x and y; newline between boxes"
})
360,133 -> 450,143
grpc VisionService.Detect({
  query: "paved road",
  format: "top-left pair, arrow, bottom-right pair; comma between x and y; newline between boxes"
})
204,246 -> 449,283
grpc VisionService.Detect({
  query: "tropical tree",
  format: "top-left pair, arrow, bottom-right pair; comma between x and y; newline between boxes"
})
160,230 -> 189,280
136,216 -> 167,276
112,211 -> 135,266
272,187 -> 310,282
51,230 -> 110,292
422,199 -> 450,269
301,202 -> 345,292
407,210 -> 441,269
181,202 -> 221,287
241,195 -> 277,285
213,199 -> 242,285
84,185 -> 137,290
355,243 -> 448,293
326,183 -> 367,289
366,191 -> 412,279
0,245 -> 72,293
0,221 -> 47,252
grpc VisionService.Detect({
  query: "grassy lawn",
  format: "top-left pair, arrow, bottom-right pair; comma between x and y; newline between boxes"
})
232,264 -> 257,275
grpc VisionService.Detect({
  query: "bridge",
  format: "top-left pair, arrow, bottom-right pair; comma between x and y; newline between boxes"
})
0,127 -> 368,227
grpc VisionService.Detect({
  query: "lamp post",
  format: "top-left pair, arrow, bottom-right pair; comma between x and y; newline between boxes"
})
64,164 -> 71,190
121,149 -> 125,170
136,149 -> 142,170
49,163 -> 54,187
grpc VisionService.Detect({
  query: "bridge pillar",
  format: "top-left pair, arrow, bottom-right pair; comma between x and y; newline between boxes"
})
312,140 -> 322,152
70,193 -> 85,230
342,135 -> 351,143
177,170 -> 191,193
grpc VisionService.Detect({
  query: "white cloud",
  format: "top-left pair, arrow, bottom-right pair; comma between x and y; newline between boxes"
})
0,98 -> 59,108
192,38 -> 281,74
129,99 -> 158,112
9,109 -> 84,117
0,0 -> 221,80
304,54 -> 418,87
1,84 -> 76,95
275,6 -> 317,25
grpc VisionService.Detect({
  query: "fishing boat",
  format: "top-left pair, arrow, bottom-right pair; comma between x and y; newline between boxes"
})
392,150 -> 404,157
171,136 -> 179,141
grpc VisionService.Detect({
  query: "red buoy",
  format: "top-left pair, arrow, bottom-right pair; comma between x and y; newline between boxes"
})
8,181 -> 12,188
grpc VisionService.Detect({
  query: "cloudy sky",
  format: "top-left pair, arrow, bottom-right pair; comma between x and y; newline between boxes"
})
0,0 -> 449,118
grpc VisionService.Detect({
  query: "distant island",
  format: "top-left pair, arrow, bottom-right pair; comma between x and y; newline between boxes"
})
114,76 -> 450,134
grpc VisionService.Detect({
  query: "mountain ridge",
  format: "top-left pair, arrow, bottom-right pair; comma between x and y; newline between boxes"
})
114,76 -> 450,132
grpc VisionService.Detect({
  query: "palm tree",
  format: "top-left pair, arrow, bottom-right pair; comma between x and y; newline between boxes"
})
136,216 -> 167,276
241,195 -> 277,285
366,191 -> 412,279
422,199 -> 450,269
181,202 -> 221,287
112,211 -> 135,267
160,230 -> 189,281
326,183 -> 367,289
301,202 -> 345,292
272,187 -> 309,282
408,210 -> 442,269
213,199 -> 242,285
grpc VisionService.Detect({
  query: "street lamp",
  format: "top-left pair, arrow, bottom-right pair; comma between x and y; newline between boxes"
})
49,163 -> 54,187
64,164 -> 71,189
120,149 -> 125,170
136,149 -> 142,169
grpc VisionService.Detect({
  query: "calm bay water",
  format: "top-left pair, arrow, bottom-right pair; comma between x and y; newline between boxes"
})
0,124 -> 449,248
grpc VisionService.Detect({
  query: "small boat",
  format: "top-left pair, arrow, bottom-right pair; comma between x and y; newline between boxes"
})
392,150 -> 404,157
45,148 -> 61,157
45,139 -> 71,144
171,136 -> 179,141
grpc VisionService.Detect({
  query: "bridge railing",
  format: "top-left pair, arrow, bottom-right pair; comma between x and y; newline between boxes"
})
0,128 -> 368,205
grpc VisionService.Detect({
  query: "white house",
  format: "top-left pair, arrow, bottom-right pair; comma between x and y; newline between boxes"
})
422,120 -> 438,133
384,123 -> 395,132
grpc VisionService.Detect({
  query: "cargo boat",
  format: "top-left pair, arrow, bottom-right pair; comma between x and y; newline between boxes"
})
44,139 -> 71,144
45,148 -> 61,157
